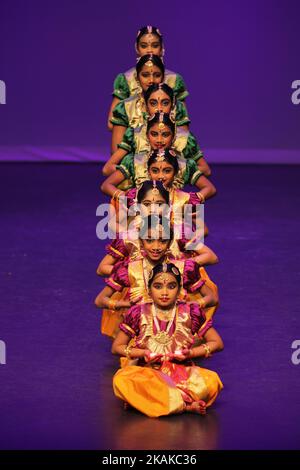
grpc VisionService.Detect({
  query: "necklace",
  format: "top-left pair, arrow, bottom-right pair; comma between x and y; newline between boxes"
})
154,306 -> 175,321
152,303 -> 177,345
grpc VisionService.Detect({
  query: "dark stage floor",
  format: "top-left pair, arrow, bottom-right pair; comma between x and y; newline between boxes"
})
1,163 -> 300,450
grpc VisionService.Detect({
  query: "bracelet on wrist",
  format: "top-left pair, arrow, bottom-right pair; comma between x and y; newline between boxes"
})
202,343 -> 212,358
124,344 -> 133,359
112,190 -> 123,201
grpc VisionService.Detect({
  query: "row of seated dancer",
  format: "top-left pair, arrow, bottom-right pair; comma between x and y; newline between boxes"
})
95,26 -> 224,417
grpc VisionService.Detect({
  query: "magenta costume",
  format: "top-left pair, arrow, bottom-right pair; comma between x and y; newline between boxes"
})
120,301 -> 212,342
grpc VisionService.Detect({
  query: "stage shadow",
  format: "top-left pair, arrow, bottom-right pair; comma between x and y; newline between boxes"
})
107,405 -> 220,450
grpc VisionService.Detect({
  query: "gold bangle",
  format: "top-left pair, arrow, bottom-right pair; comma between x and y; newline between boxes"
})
202,343 -> 212,358
124,344 -> 133,359
196,192 -> 205,203
112,190 -> 120,200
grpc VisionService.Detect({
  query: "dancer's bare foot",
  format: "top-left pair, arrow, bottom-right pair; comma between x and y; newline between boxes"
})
185,400 -> 207,415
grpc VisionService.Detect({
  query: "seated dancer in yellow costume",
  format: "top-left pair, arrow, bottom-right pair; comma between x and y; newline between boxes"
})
95,215 -> 218,339
108,25 -> 189,130
112,262 -> 224,417
105,85 -> 210,177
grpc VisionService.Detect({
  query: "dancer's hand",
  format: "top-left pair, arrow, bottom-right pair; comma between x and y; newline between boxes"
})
168,349 -> 192,361
130,295 -> 143,305
144,351 -> 163,363
130,348 -> 148,359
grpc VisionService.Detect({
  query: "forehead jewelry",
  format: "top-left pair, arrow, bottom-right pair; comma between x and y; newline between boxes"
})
158,112 -> 165,130
162,263 -> 168,272
147,25 -> 153,34
157,275 -> 168,283
152,179 -> 159,195
145,59 -> 154,67
156,273 -> 170,283
156,149 -> 166,162
145,53 -> 154,67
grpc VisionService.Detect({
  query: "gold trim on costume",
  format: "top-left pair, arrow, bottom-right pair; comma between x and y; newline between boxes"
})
122,323 -> 136,337
108,278 -> 123,290
109,245 -> 125,258
124,94 -> 146,128
128,259 -> 152,303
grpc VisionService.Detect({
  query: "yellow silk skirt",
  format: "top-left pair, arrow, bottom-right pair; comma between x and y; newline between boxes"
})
101,289 -> 129,339
113,362 -> 223,418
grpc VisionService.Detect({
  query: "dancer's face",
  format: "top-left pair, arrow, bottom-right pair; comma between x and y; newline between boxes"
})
140,189 -> 167,215
147,123 -> 173,150
136,34 -> 162,57
140,228 -> 170,262
147,90 -> 172,115
138,64 -> 163,92
148,160 -> 175,187
150,272 -> 179,308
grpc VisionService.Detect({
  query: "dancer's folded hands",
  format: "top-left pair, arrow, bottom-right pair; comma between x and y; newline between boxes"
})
166,349 -> 192,361
144,351 -> 163,363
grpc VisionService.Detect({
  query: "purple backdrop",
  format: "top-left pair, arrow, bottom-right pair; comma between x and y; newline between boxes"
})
0,0 -> 300,161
